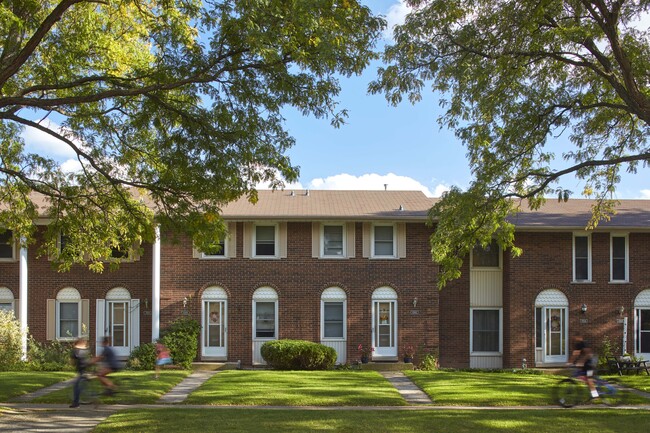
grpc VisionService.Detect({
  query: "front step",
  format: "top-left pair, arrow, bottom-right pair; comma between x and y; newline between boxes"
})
359,362 -> 414,371
192,361 -> 240,371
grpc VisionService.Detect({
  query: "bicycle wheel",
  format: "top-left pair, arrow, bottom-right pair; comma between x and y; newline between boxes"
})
596,381 -> 625,407
554,378 -> 584,407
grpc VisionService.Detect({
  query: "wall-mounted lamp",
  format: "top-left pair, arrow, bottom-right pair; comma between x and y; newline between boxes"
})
581,303 -> 587,314
619,306 -> 625,317
144,298 -> 149,310
412,297 -> 418,308
183,297 -> 188,309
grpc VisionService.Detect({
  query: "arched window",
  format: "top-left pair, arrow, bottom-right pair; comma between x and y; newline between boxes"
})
0,287 -> 15,314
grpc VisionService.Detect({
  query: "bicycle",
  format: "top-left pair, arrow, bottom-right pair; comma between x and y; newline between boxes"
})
553,367 -> 625,407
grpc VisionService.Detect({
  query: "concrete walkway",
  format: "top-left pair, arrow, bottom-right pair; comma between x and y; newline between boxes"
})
157,370 -> 218,403
379,371 -> 433,404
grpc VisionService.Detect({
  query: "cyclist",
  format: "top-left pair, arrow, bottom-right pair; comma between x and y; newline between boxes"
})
569,335 -> 598,399
94,336 -> 119,395
69,338 -> 90,408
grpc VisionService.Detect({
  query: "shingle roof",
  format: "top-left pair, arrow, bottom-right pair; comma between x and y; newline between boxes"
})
509,199 -> 650,229
220,190 -> 436,220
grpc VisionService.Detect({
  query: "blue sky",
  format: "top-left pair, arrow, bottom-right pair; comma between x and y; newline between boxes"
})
22,1 -> 648,199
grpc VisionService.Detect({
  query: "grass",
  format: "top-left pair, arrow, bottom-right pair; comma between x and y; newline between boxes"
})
609,373 -> 650,392
94,408 -> 650,433
31,370 -> 190,405
184,370 -> 405,406
0,371 -> 74,402
405,370 -> 650,406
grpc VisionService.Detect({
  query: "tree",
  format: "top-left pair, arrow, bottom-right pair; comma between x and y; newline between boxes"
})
0,0 -> 384,271
370,0 -> 650,287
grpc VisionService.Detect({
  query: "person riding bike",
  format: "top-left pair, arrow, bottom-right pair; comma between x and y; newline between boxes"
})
569,335 -> 598,399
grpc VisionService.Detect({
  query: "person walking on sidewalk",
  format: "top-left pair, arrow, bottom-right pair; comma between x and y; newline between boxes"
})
70,338 -> 90,408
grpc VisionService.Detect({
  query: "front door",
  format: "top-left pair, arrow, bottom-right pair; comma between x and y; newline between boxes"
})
636,309 -> 650,359
544,307 -> 567,363
373,300 -> 397,358
202,300 -> 227,358
107,301 -> 130,357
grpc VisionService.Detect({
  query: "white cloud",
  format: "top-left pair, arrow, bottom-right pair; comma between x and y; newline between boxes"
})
639,189 -> 650,199
60,158 -> 83,174
306,173 -> 434,197
21,119 -> 77,161
433,184 -> 451,197
383,1 -> 412,40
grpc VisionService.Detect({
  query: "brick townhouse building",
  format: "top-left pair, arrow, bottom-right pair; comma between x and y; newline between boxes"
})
1,190 -> 649,368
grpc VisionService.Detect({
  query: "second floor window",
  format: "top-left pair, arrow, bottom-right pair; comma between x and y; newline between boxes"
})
203,239 -> 226,257
373,224 -> 395,257
0,230 -> 14,260
471,239 -> 500,268
573,234 -> 591,282
323,225 -> 344,257
255,225 -> 276,257
611,234 -> 628,282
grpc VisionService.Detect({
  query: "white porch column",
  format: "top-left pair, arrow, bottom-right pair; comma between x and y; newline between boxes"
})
19,239 -> 28,360
152,225 -> 161,341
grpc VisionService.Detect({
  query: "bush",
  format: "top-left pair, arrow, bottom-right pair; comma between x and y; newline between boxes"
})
417,346 -> 439,371
0,310 -> 23,370
597,335 -> 620,370
126,342 -> 157,370
261,339 -> 337,370
161,317 -> 200,369
26,337 -> 74,371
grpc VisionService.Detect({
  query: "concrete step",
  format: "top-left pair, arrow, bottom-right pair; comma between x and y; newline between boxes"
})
192,361 -> 240,371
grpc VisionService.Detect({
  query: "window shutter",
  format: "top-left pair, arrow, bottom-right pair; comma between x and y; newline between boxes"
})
243,223 -> 252,258
279,222 -> 287,258
397,223 -> 406,258
227,222 -> 237,258
95,299 -> 105,355
46,299 -> 55,340
81,299 -> 90,338
14,298 -> 19,320
312,223 -> 320,258
131,299 -> 140,350
346,222 -> 356,258
192,246 -> 201,259
362,223 -> 371,258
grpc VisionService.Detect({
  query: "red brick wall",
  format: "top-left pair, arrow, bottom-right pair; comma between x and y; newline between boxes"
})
160,222 -> 439,365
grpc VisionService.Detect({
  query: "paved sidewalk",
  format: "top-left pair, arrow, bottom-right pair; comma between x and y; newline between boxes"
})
157,370 -> 218,403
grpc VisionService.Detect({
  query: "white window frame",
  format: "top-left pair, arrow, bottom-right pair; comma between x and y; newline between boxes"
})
320,223 -> 346,259
253,223 -> 279,259
572,232 -> 592,282
610,233 -> 629,283
0,229 -> 15,261
470,240 -> 501,270
321,300 -> 347,340
201,238 -> 229,259
469,308 -> 502,355
371,223 -> 396,258
56,301 -> 81,341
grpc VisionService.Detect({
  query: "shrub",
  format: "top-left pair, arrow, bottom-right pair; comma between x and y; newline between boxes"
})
126,342 -> 157,370
0,310 -> 23,370
161,317 -> 200,369
597,335 -> 620,370
261,339 -> 337,370
417,346 -> 439,371
26,337 -> 74,371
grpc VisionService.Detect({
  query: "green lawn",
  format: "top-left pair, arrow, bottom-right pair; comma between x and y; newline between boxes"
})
0,372 -> 74,402
609,373 -> 650,392
31,370 -> 190,405
94,408 -> 650,433
184,370 -> 405,406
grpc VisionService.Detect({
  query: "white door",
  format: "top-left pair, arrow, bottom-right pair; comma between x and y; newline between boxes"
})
107,300 -> 130,357
543,307 -> 567,363
373,300 -> 397,358
203,300 -> 227,358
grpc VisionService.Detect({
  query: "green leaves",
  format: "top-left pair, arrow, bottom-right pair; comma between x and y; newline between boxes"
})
0,0 -> 384,270
373,0 -> 649,286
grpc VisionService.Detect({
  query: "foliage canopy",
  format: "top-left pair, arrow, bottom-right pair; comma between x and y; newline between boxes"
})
371,0 -> 650,286
0,0 -> 384,271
